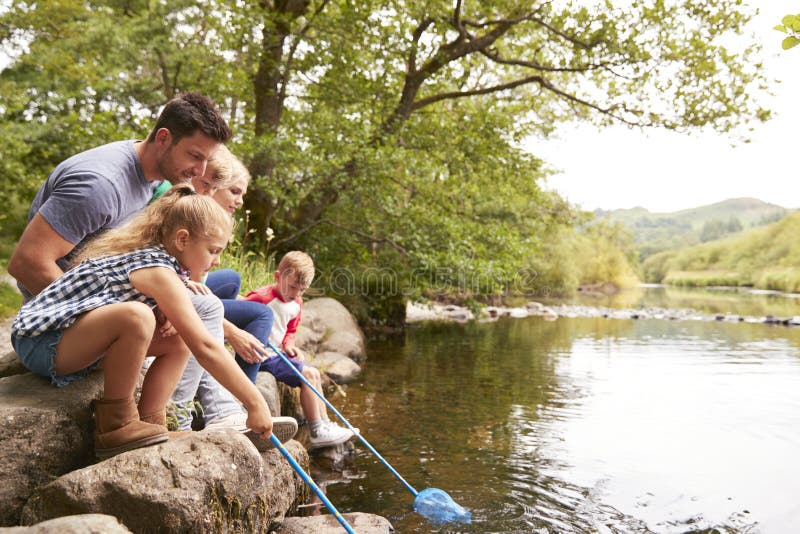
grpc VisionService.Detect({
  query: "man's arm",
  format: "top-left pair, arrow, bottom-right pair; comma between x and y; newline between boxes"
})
8,213 -> 75,296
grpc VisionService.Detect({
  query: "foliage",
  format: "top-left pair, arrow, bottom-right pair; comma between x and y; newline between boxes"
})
571,220 -> 640,288
521,219 -> 640,299
0,0 -> 770,322
642,212 -> 800,292
775,13 -> 800,50
699,216 -> 742,242
0,280 -> 22,319
220,210 -> 277,292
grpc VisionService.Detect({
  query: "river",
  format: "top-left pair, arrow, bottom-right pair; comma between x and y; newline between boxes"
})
322,286 -> 800,533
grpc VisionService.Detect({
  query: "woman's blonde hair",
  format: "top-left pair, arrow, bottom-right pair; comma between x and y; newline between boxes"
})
74,184 -> 233,263
208,147 -> 251,190
205,144 -> 234,188
229,154 -> 251,187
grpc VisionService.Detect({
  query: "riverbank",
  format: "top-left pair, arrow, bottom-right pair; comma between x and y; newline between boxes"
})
406,299 -> 800,327
0,298 -> 393,533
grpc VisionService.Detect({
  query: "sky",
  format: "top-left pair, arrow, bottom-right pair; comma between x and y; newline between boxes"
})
530,2 -> 800,214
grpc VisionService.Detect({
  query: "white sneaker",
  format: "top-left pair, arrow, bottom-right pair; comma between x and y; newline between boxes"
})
271,417 -> 300,443
203,412 -> 248,432
309,421 -> 354,449
245,417 -> 298,452
325,420 -> 359,437
205,412 -> 298,452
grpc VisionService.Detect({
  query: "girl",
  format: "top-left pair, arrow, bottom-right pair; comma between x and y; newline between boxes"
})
11,185 -> 274,458
179,154 -> 355,449
171,153 -> 276,431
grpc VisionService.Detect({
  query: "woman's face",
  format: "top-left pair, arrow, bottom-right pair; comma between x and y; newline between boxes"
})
212,176 -> 248,214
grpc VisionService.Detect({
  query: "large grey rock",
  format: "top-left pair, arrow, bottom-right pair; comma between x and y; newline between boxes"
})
21,431 -> 309,533
275,512 -> 394,533
0,351 -> 25,379
0,371 -> 103,526
298,298 -> 366,361
306,352 -> 361,384
321,331 -> 365,363
254,372 -> 280,417
0,514 -> 132,533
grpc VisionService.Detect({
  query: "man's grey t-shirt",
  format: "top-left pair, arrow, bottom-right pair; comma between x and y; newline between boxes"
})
27,139 -> 157,273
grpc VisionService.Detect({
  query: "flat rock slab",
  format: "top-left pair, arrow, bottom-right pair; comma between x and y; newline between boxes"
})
0,514 -> 132,533
275,512 -> 394,533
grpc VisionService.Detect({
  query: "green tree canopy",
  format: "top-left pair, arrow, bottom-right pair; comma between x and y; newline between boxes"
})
0,0 -> 770,319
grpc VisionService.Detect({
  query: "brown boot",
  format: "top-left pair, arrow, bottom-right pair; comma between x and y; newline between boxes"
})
139,409 -> 192,439
93,397 -> 168,459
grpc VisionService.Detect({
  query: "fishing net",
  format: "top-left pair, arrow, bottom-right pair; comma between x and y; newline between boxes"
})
413,487 -> 472,525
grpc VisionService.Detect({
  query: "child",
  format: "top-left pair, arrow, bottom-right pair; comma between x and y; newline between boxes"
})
240,251 -> 355,449
171,153 -> 276,432
11,185 -> 285,458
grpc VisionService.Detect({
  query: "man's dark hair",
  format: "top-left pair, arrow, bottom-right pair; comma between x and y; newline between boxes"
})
147,91 -> 232,144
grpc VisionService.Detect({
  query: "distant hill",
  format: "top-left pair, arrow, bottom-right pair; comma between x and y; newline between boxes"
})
640,211 -> 800,292
595,198 -> 791,259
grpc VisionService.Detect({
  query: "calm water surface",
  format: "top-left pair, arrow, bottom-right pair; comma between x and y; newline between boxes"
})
323,288 -> 800,533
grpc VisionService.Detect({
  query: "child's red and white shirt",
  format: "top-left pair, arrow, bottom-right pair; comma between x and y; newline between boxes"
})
244,284 -> 303,352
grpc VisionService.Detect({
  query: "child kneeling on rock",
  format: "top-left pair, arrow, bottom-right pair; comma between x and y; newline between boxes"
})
10,185 -> 279,459
238,251 -> 356,450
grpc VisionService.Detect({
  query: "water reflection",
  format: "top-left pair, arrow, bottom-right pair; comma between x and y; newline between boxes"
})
327,292 -> 800,533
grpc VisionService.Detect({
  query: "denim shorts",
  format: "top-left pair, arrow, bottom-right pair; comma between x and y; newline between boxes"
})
11,331 -> 99,388
259,354 -> 305,387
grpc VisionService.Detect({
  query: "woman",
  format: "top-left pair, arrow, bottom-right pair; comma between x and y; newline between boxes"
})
180,152 -> 354,449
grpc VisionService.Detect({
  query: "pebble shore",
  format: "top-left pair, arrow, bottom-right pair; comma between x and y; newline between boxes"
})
406,300 -> 800,327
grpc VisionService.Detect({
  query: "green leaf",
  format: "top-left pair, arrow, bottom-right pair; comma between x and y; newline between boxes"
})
782,36 -> 800,50
781,14 -> 800,30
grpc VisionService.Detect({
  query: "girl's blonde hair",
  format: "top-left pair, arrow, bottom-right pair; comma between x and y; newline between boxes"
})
277,251 -> 315,288
75,184 -> 233,263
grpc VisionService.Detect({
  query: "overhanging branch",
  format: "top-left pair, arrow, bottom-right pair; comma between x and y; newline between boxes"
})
411,75 -> 639,126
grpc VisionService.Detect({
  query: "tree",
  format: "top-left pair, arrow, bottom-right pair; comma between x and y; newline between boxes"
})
0,0 -> 770,318
700,219 -> 726,242
726,216 -> 742,233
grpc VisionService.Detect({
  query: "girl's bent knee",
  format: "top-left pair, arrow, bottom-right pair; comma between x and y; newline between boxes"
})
123,302 -> 157,335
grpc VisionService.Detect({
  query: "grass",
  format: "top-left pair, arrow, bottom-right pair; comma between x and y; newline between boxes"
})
0,280 -> 22,319
663,270 -> 747,288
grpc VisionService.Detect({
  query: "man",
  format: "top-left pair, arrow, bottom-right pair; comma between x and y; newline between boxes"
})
7,91 -> 272,435
8,91 -> 232,299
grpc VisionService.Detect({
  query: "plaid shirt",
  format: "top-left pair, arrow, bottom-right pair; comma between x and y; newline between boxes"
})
13,245 -> 185,337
